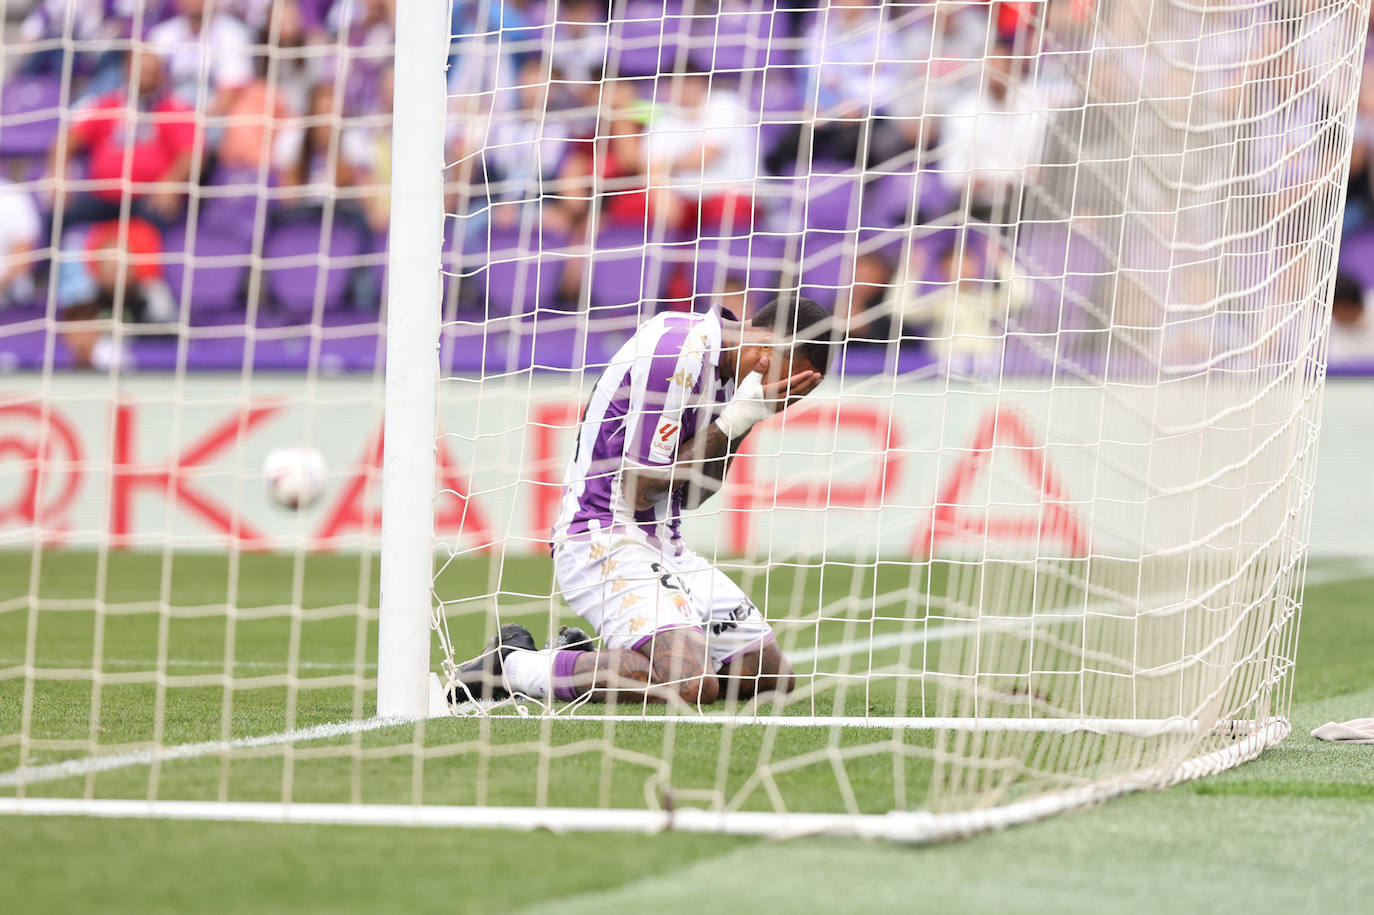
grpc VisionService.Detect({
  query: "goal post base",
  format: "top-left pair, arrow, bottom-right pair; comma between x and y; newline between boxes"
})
435,703 -> 1282,738
0,794 -> 1103,841
427,672 -> 449,719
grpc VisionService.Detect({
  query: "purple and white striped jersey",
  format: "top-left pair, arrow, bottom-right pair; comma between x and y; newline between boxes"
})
551,307 -> 736,552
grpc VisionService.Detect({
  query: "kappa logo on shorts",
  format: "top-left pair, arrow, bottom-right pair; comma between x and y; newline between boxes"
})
599,558 -> 619,578
629,614 -> 650,632
609,578 -> 629,594
588,541 -> 608,560
620,592 -> 644,610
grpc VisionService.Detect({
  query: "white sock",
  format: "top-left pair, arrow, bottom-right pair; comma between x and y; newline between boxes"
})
502,648 -> 553,699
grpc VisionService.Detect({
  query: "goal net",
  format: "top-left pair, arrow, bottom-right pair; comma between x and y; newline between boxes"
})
1,0 -> 1367,840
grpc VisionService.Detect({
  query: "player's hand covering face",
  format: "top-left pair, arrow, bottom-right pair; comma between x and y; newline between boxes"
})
756,351 -> 822,411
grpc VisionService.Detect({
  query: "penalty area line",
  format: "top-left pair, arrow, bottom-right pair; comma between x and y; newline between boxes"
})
0,657 -> 373,672
0,716 -> 408,790
792,555 -> 1374,668
795,621 -> 978,665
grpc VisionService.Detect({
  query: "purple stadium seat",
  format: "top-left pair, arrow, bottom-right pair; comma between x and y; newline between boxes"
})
861,172 -> 916,227
763,162 -> 876,233
856,224 -> 909,262
691,6 -> 790,73
451,226 -> 567,317
690,235 -> 787,302
197,166 -> 273,243
794,231 -> 852,307
757,65 -> 804,115
585,301 -> 656,341
197,193 -> 263,245
802,167 -> 865,230
611,1 -> 688,76
263,216 -> 371,322
586,225 -> 666,311
0,315 -> 54,371
690,238 -> 744,294
0,76 -> 60,158
1011,222 -> 1110,333
858,164 -> 961,223
488,251 -> 563,316
161,221 -> 252,324
754,72 -> 806,154
1338,228 -> 1374,289
1058,227 -> 1109,331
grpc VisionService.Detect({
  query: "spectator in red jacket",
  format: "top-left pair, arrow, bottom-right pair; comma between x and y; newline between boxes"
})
50,50 -> 198,232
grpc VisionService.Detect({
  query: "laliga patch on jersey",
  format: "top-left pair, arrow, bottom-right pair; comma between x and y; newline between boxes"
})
650,420 -> 680,463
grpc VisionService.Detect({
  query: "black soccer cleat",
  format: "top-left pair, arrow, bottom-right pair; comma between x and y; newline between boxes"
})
447,623 -> 536,705
552,625 -> 594,652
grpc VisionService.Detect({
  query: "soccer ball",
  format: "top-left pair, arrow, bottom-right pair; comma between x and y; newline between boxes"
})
263,445 -> 328,510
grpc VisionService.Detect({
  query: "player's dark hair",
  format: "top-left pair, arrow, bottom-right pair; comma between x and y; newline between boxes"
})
752,296 -> 833,375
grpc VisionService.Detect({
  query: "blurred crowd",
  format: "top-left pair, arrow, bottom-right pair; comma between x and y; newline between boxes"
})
0,0 -> 1371,370
1,0 -> 394,366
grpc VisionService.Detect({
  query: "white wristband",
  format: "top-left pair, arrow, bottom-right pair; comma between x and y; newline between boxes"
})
714,371 -> 771,440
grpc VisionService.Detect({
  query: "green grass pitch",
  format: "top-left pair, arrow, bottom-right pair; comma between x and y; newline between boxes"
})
2,550 -> 1372,913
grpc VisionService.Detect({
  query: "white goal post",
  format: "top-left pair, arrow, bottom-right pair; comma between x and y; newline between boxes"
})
376,0 -> 448,719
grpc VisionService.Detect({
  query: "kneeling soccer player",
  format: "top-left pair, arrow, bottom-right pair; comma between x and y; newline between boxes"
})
451,296 -> 831,707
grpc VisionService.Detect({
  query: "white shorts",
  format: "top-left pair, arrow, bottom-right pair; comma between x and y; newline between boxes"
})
553,535 -> 774,671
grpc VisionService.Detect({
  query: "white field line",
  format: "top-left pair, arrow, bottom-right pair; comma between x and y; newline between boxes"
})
0,619 -> 974,676
0,658 -> 371,672
796,557 -> 1374,666
0,716 -> 406,790
0,624 -> 969,678
0,628 -> 965,674
793,621 -> 978,665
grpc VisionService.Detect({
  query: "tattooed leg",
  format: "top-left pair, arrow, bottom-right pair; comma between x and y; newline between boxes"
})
559,628 -> 720,705
716,640 -> 795,701
561,649 -> 650,701
641,627 -> 719,704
